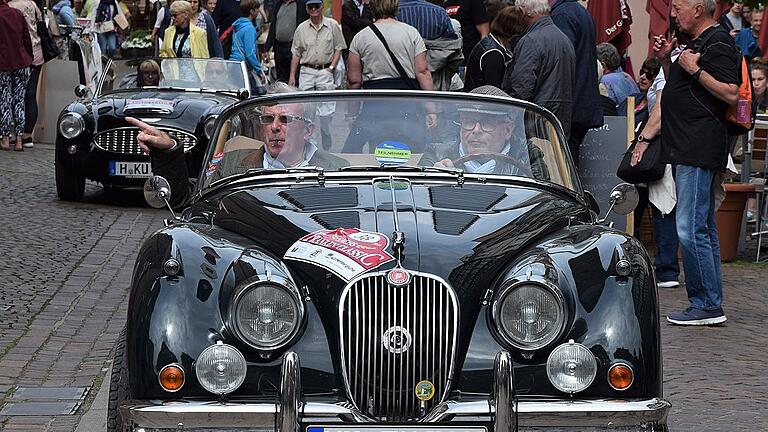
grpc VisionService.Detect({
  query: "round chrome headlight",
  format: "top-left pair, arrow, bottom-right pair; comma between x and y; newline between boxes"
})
195,343 -> 247,395
59,113 -> 85,139
493,282 -> 566,350
231,281 -> 302,350
204,115 -> 218,140
546,340 -> 597,393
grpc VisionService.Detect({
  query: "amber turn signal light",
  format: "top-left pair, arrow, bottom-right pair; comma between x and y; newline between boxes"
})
608,363 -> 634,391
159,364 -> 185,392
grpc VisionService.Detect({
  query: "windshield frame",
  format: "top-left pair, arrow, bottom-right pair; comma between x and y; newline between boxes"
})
96,57 -> 250,98
196,90 -> 584,200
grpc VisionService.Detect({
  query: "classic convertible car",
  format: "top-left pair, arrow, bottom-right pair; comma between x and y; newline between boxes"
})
54,57 -> 249,201
109,91 -> 670,431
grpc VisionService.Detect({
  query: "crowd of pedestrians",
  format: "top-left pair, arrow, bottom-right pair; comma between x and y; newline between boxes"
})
2,0 -> 763,327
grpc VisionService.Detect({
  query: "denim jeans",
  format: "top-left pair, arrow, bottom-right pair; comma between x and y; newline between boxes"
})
98,31 -> 119,58
652,206 -> 680,282
674,164 -> 723,310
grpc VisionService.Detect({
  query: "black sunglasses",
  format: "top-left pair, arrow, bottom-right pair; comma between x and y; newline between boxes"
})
306,3 -> 321,9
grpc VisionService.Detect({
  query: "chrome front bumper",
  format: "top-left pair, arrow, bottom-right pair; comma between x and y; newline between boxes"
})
121,352 -> 671,432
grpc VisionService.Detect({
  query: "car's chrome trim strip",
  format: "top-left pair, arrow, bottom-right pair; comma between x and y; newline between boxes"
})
493,351 -> 515,432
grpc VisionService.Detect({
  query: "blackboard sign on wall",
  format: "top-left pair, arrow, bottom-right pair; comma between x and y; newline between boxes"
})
578,116 -> 631,233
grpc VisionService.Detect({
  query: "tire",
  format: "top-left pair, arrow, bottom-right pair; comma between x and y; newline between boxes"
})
107,327 -> 129,432
55,148 -> 85,201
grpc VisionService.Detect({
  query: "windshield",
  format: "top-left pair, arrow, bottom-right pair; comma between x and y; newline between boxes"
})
201,93 -> 578,190
98,58 -> 247,96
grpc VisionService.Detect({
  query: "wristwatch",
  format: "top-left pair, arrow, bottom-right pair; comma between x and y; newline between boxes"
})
637,134 -> 646,143
329,65 -> 336,71
692,68 -> 703,81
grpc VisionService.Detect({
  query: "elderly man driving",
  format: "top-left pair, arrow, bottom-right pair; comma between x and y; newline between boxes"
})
419,86 -> 549,180
127,82 -> 347,208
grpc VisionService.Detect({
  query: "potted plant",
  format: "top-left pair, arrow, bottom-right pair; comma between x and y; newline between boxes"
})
121,30 -> 153,58
716,181 -> 755,262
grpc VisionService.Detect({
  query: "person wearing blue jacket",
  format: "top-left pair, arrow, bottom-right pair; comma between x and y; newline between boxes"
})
52,0 -> 75,26
230,0 -> 265,89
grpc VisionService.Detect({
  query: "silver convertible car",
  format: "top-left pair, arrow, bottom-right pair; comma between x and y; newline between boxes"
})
109,90 -> 671,432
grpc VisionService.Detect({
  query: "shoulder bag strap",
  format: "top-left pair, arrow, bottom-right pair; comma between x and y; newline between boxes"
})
367,23 -> 418,89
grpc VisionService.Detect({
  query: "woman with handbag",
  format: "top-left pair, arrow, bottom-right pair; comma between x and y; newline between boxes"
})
342,0 -> 432,153
229,0 -> 265,92
0,0 -> 33,151
90,0 -> 126,58
9,0 -> 43,149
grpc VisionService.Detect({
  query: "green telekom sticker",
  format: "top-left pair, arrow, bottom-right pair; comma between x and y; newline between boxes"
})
375,141 -> 412,165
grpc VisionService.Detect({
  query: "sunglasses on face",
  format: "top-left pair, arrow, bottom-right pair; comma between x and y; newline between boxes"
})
306,3 -> 321,10
259,114 -> 309,125
141,70 -> 159,75
457,117 -> 506,132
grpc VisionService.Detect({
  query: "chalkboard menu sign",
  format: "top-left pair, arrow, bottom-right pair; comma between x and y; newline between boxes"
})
578,116 -> 631,232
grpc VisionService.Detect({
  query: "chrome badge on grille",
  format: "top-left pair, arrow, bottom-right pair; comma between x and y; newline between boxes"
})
382,325 -> 412,354
386,268 -> 411,286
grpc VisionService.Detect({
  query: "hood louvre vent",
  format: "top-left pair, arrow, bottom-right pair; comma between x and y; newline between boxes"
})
429,185 -> 506,211
311,212 -> 360,229
432,211 -> 478,235
279,187 -> 358,211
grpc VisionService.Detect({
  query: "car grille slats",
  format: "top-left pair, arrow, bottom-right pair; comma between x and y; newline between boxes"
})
340,273 -> 458,422
93,127 -> 196,155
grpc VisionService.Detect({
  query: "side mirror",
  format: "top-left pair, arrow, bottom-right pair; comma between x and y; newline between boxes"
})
608,183 -> 640,215
74,85 -> 89,98
143,175 -> 172,209
238,88 -> 250,100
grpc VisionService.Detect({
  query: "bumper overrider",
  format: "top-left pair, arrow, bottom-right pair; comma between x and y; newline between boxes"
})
120,352 -> 671,432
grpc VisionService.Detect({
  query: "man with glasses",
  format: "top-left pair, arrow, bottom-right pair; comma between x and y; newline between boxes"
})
419,86 -> 549,180
124,83 -> 347,208
288,0 -> 346,150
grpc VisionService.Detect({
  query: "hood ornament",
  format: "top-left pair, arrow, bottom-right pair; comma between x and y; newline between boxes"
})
388,175 -> 406,265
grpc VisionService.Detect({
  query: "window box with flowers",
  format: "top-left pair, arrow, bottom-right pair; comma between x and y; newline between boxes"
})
121,30 -> 153,58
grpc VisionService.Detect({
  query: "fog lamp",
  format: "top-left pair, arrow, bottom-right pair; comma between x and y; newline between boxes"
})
546,340 -> 597,394
195,343 -> 247,395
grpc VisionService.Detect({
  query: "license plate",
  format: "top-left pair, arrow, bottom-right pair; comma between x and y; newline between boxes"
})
308,428 -> 487,432
109,161 -> 152,178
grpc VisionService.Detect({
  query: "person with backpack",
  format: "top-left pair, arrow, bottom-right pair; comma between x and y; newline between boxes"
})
230,0 -> 265,90
633,0 -> 739,326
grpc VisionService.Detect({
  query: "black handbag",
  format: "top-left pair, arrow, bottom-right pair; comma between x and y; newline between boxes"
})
616,135 -> 665,184
36,10 -> 60,62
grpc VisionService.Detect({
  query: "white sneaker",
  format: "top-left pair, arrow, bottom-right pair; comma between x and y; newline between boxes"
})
657,280 -> 680,288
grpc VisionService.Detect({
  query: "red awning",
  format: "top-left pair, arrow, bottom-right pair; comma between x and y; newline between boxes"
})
646,0 -> 670,54
588,0 -> 633,56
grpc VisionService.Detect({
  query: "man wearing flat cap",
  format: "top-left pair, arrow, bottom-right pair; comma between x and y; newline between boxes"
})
419,86 -> 549,180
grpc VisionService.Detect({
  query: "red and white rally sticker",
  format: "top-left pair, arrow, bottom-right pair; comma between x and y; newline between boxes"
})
284,228 -> 395,281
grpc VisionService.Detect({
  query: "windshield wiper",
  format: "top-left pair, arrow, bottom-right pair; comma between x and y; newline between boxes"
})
339,164 -> 463,175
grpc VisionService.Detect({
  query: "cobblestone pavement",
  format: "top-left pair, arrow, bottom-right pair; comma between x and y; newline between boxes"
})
0,145 -> 766,431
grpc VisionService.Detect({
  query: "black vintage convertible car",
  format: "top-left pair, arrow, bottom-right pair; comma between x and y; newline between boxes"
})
109,91 -> 670,431
54,57 -> 249,201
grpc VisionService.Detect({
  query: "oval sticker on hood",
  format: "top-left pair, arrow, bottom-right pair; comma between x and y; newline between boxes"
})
125,98 -> 176,113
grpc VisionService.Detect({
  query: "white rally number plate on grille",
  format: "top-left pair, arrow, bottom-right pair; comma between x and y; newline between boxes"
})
308,428 -> 487,432
109,161 -> 152,178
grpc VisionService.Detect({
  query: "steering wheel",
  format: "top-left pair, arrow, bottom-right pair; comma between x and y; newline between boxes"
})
452,153 -> 533,177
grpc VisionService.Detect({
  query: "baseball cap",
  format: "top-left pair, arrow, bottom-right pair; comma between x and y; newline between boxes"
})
306,0 -> 323,5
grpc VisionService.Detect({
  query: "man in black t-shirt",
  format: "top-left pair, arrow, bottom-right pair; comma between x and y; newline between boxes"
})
634,0 -> 739,327
444,0 -> 489,61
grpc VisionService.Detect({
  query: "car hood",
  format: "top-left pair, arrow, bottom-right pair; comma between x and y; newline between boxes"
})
96,91 -> 237,120
210,180 -> 586,306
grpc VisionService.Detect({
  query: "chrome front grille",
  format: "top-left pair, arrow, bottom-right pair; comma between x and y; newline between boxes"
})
93,127 -> 196,155
339,272 -> 459,421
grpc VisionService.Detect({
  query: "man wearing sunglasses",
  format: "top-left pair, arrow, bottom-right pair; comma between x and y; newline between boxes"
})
419,86 -> 549,180
288,0 -> 345,150
125,83 -> 347,207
